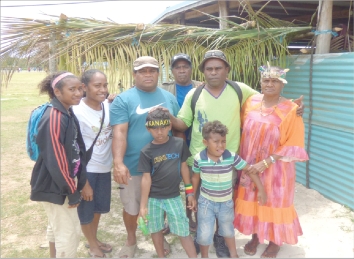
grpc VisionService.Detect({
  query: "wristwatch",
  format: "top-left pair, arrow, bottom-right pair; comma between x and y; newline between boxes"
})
269,155 -> 276,164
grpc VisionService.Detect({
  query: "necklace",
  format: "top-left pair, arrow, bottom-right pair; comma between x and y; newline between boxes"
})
259,96 -> 281,116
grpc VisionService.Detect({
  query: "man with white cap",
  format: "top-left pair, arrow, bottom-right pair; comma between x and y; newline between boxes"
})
110,56 -> 180,258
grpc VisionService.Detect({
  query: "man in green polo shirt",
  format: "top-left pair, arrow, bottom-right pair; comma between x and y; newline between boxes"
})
167,50 -> 304,258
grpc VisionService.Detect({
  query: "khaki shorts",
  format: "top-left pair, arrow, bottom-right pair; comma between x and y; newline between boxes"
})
42,197 -> 81,258
119,175 -> 142,216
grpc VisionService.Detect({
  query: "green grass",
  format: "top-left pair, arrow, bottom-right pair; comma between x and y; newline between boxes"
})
1,72 -> 50,258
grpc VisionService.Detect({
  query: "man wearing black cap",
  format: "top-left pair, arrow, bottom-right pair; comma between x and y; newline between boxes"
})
161,53 -> 202,234
163,50 -> 304,258
161,53 -> 202,107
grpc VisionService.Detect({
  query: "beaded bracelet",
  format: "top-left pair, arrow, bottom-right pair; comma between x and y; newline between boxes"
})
185,183 -> 194,196
262,159 -> 269,168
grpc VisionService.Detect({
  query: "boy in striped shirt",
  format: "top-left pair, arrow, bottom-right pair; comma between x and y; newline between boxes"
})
192,120 -> 266,258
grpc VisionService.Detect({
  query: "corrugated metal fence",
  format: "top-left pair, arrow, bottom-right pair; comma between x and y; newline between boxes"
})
284,53 -> 354,210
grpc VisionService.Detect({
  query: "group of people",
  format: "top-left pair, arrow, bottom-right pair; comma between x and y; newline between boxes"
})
30,49 -> 308,258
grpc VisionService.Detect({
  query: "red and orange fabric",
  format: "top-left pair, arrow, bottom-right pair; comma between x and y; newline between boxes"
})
234,94 -> 309,246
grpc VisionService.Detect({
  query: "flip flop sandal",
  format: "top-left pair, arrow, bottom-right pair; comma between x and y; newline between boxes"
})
85,243 -> 112,253
99,243 -> 112,253
163,238 -> 171,256
118,243 -> 137,258
88,250 -> 106,258
244,240 -> 260,256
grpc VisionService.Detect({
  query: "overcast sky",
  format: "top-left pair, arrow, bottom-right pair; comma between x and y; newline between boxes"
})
1,0 -> 186,24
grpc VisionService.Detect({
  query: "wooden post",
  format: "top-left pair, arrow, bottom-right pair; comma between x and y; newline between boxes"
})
315,0 -> 333,54
218,1 -> 228,29
180,12 -> 185,25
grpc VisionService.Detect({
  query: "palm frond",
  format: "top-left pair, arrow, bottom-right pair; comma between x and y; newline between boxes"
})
1,4 -> 312,92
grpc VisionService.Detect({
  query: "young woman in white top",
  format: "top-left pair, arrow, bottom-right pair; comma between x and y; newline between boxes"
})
73,69 -> 115,258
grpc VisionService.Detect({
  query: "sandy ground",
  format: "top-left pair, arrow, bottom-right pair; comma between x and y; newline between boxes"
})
108,182 -> 353,258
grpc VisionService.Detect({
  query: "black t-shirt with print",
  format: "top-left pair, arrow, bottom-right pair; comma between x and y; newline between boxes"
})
138,136 -> 191,199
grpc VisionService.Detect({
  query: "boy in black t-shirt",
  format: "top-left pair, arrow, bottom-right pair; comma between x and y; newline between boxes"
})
138,108 -> 197,258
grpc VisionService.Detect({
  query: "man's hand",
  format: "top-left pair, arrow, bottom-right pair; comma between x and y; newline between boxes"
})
81,180 -> 93,201
293,95 -> 304,117
107,93 -> 118,103
149,106 -> 169,114
113,163 -> 131,185
139,207 -> 148,221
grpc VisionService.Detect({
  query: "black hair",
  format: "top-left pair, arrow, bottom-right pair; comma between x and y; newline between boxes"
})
81,69 -> 108,97
81,69 -> 107,86
146,108 -> 170,126
202,120 -> 228,139
38,71 -> 78,99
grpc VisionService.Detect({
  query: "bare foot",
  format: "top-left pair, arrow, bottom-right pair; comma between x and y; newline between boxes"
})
261,242 -> 280,258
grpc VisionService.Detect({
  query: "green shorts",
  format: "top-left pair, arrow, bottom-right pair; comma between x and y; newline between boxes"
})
147,196 -> 189,237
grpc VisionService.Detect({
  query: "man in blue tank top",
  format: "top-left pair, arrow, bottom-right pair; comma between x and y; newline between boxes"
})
110,56 -> 180,258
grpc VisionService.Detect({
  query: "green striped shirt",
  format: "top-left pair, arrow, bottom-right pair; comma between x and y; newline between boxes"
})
193,149 -> 247,202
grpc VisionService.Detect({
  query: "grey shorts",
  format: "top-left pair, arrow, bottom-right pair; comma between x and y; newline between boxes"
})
119,175 -> 142,216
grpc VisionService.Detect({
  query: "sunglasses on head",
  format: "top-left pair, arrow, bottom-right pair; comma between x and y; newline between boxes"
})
204,50 -> 226,59
173,54 -> 189,60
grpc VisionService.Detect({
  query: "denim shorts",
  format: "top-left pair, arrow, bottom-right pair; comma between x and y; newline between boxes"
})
196,195 -> 235,246
78,172 -> 111,224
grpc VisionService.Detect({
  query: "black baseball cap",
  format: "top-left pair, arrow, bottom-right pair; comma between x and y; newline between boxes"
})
171,53 -> 192,68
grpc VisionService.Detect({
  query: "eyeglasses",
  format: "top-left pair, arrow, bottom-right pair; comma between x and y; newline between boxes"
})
204,50 -> 227,60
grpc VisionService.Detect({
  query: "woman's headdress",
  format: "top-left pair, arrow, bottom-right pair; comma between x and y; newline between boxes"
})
259,61 -> 289,84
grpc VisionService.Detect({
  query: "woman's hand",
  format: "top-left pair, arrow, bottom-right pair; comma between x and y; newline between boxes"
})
68,202 -> 80,208
81,180 -> 93,201
257,189 -> 267,205
245,162 -> 266,175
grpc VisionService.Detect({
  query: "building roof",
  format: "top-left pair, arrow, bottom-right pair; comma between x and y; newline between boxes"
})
152,0 -> 352,28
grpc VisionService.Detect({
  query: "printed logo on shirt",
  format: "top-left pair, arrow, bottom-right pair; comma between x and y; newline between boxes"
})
154,153 -> 180,164
136,103 -> 164,115
198,110 -> 208,132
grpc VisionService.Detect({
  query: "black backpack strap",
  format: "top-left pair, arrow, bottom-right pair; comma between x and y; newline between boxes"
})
225,79 -> 243,111
187,84 -> 205,140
